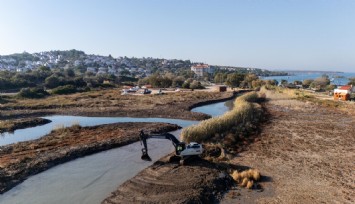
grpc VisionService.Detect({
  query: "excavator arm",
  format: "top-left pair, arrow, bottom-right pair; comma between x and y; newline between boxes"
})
139,130 -> 182,161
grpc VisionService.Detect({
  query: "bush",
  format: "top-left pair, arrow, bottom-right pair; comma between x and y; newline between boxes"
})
17,88 -> 49,99
51,85 -> 77,95
181,92 -> 260,143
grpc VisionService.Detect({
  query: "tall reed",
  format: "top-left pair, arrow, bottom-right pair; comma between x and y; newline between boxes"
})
181,92 -> 259,143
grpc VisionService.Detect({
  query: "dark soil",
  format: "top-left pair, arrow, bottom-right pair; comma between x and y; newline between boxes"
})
0,122 -> 180,194
102,155 -> 234,204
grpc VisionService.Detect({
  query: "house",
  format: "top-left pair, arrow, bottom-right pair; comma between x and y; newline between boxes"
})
97,67 -> 108,75
74,60 -> 82,66
86,67 -> 97,73
333,85 -> 354,101
191,64 -> 214,77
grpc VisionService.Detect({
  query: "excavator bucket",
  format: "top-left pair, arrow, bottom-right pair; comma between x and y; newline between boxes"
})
141,148 -> 152,161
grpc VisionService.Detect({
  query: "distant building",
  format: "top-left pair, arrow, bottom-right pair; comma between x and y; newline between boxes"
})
86,67 -> 97,73
334,85 -> 354,101
191,64 -> 214,77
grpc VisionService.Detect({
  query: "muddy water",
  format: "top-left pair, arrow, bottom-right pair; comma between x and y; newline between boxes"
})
0,100 -> 233,204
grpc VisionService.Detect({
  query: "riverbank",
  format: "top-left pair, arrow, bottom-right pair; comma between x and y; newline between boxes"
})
0,89 -> 236,121
0,122 -> 180,194
103,92 -> 265,203
0,118 -> 51,133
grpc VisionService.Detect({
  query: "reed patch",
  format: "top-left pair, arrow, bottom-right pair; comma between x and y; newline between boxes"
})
181,92 -> 262,144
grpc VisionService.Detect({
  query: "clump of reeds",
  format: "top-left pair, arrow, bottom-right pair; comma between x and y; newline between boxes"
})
246,180 -> 254,189
181,92 -> 259,143
230,169 -> 261,189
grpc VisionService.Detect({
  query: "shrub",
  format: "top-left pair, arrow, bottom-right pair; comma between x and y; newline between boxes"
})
231,170 -> 240,182
241,178 -> 249,187
17,87 -> 49,99
51,85 -> 77,95
246,180 -> 254,189
181,92 -> 260,143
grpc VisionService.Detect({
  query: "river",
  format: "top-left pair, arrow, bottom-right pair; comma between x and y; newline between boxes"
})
0,99 -> 233,204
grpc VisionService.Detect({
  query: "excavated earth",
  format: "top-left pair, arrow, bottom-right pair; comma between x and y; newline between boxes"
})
0,90 -> 247,200
102,90 -> 355,204
103,154 -> 234,204
0,122 -> 179,194
222,91 -> 355,203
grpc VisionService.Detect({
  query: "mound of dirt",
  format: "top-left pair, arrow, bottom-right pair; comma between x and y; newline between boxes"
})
103,155 -> 234,204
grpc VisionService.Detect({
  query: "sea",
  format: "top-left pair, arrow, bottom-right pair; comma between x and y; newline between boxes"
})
261,72 -> 355,86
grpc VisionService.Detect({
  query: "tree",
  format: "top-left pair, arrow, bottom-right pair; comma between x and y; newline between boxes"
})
214,73 -> 225,84
190,80 -> 204,89
251,79 -> 265,88
225,73 -> 244,88
302,79 -> 314,88
294,80 -> 302,85
65,68 -> 75,77
172,76 -> 185,87
45,75 -> 61,89
281,79 -> 288,85
348,77 -> 355,86
310,77 -> 330,90
241,74 -> 258,88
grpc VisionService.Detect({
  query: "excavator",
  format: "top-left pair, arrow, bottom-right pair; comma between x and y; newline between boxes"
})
139,130 -> 203,165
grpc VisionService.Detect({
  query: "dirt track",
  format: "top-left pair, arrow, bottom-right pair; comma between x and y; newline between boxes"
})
223,90 -> 355,203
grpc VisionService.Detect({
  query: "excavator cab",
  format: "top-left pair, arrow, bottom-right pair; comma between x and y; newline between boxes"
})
175,143 -> 186,155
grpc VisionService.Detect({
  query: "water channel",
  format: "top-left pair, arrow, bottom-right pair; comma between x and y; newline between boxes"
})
0,99 -> 233,204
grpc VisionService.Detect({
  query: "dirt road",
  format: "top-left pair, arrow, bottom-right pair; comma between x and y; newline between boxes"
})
223,90 -> 355,203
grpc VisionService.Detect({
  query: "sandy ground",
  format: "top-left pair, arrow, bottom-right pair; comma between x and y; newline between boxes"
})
223,90 -> 355,203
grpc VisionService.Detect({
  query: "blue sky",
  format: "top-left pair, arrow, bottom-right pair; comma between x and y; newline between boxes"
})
0,0 -> 354,72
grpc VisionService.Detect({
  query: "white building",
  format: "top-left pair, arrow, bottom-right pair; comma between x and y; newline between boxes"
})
86,67 -> 97,73
191,64 -> 214,77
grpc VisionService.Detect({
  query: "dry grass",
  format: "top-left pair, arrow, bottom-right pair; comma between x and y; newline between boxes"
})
252,169 -> 260,181
241,178 -> 249,187
246,180 -> 254,189
230,169 -> 261,189
181,92 -> 260,143
231,170 -> 241,182
0,121 -> 13,130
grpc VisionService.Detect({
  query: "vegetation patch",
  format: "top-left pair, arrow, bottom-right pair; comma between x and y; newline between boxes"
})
181,92 -> 263,145
17,87 -> 49,99
51,85 -> 79,95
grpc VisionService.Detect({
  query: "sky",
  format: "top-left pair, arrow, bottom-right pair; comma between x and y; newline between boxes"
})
0,0 -> 354,72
